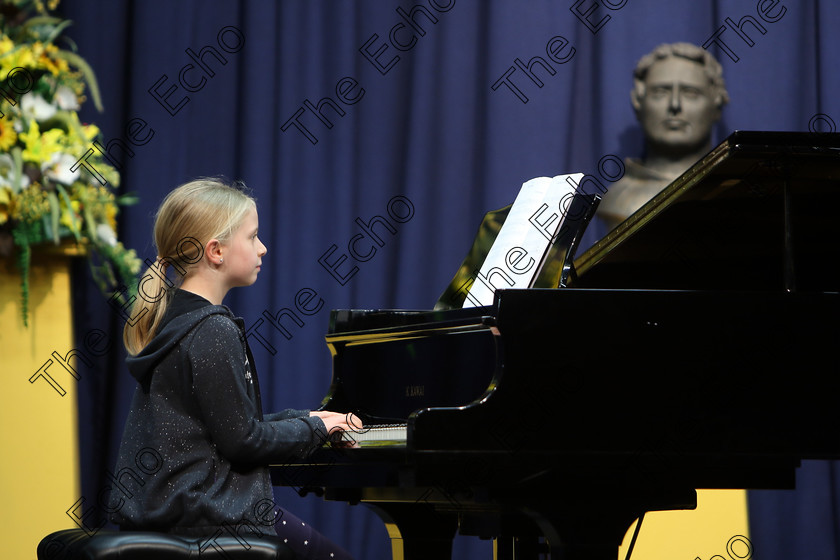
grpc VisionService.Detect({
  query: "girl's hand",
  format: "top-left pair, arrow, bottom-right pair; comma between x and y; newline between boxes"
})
310,410 -> 364,435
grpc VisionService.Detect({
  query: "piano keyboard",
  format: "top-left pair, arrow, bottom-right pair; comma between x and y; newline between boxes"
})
339,424 -> 407,444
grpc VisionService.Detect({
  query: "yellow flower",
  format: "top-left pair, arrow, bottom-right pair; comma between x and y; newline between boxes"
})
38,44 -> 69,76
0,46 -> 35,77
0,116 -> 17,151
11,182 -> 49,222
0,186 -> 11,225
63,112 -> 100,155
105,199 -> 117,231
33,0 -> 61,13
82,123 -> 99,142
0,35 -> 14,57
20,120 -> 65,164
79,184 -> 118,227
59,198 -> 81,231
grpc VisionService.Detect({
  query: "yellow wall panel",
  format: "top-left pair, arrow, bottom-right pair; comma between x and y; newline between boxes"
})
619,489 -> 750,560
0,249 -> 81,559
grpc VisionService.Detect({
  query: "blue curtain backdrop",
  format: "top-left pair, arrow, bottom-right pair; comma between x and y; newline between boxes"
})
57,0 -> 839,558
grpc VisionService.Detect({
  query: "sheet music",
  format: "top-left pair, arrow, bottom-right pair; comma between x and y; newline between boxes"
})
462,173 -> 583,308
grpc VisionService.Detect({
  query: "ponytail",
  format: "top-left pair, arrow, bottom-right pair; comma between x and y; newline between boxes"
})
123,259 -> 174,356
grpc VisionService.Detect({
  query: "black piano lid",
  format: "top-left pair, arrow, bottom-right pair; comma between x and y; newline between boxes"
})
572,130 -> 840,292
328,305 -> 495,336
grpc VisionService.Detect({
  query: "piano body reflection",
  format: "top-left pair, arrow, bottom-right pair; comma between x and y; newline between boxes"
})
271,132 -> 840,560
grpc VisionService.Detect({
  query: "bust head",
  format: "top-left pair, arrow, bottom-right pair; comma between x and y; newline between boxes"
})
631,43 -> 729,156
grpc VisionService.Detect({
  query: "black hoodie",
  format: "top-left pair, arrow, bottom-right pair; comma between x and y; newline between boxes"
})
108,289 -> 327,537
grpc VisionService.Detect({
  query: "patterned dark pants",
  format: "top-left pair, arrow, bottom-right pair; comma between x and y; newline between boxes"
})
273,507 -> 355,560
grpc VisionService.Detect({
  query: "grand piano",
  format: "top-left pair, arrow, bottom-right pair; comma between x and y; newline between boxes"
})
271,131 -> 840,559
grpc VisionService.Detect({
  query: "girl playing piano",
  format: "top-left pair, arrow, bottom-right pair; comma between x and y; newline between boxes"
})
110,178 -> 356,559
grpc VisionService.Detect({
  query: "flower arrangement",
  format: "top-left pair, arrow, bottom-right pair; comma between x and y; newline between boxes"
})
0,0 -> 141,325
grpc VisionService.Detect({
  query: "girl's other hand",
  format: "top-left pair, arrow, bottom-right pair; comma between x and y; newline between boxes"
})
310,410 -> 364,436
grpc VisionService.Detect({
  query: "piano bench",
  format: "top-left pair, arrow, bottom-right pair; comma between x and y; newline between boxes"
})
37,528 -> 297,559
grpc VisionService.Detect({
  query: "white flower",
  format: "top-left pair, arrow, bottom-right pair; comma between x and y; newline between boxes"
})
0,154 -> 13,174
21,92 -> 57,121
97,223 -> 117,247
42,152 -> 81,185
0,153 -> 29,192
54,86 -> 80,110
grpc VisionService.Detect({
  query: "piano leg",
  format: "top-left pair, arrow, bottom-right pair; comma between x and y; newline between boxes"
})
366,502 -> 458,560
524,509 -> 624,560
494,536 -> 543,559
490,514 -> 547,559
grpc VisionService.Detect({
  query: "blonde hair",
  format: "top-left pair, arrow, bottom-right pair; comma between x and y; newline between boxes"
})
123,177 -> 256,355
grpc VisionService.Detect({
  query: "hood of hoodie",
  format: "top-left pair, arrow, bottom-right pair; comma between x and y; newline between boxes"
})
126,289 -> 232,384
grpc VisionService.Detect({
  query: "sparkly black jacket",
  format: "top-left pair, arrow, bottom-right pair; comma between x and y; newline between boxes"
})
108,289 -> 327,537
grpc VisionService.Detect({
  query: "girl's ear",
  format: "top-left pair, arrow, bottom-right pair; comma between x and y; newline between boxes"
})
205,238 -> 223,263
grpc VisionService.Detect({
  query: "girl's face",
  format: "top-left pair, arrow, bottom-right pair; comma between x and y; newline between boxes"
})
222,206 -> 267,287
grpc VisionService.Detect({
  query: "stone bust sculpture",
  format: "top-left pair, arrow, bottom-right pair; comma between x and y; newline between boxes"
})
597,43 -> 729,231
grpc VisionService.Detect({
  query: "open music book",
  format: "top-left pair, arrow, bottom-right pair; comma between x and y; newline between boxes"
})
462,173 -> 583,308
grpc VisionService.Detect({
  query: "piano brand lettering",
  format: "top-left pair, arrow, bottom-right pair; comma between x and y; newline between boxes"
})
64,447 -> 163,537
405,384 -> 425,397
696,534 -> 753,560
71,25 -> 243,184
702,1 -> 787,63
282,0 -> 455,145
318,195 -> 415,286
